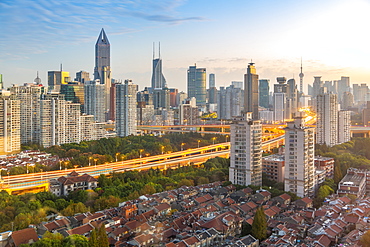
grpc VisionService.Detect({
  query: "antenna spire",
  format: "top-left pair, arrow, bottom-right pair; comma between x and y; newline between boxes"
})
60,63 -> 63,72
153,42 -> 155,60
159,42 -> 161,59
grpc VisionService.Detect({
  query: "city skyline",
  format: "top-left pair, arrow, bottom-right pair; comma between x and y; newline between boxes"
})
1,0 -> 370,91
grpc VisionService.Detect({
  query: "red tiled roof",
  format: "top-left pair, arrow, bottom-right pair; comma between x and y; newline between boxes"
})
316,234 -> 331,247
280,193 -> 291,201
125,220 -> 141,230
11,228 -> 39,247
66,223 -> 94,235
155,203 -> 171,212
183,236 -> 200,245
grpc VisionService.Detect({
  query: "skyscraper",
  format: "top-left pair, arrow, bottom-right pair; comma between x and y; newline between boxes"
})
338,110 -> 351,144
151,43 -> 167,89
316,88 -> 338,147
84,81 -> 106,123
284,116 -> 315,198
75,71 -> 90,84
244,63 -> 259,119
116,80 -> 138,137
10,84 -> 45,144
187,65 -> 206,108
299,59 -> 304,94
94,28 -> 111,119
229,112 -> 262,186
259,79 -> 270,109
0,93 -> 20,155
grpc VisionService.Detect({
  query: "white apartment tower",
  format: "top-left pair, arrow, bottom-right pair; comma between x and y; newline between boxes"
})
10,84 -> 45,144
229,112 -> 262,186
316,88 -> 338,146
0,94 -> 20,154
338,110 -> 351,144
84,81 -> 106,123
116,80 -> 138,137
40,93 -> 67,147
284,116 -> 315,198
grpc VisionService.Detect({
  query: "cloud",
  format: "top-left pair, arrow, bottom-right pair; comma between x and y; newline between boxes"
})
0,0 -> 204,59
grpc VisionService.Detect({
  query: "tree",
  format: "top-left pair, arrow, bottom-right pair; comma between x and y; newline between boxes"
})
361,230 -> 370,247
251,207 -> 267,240
88,228 -> 99,247
97,224 -> 109,247
62,234 -> 89,247
334,162 -> 343,184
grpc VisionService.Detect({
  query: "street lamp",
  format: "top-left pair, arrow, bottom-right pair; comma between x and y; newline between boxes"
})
181,143 -> 185,151
226,135 -> 229,142
40,169 -> 43,181
94,158 -> 98,168
27,164 -> 29,174
89,157 -> 92,166
212,137 -> 216,145
7,171 -> 10,186
161,146 -> 164,155
139,149 -> 144,158
197,140 -> 200,148
59,160 -> 62,170
116,153 -> 119,162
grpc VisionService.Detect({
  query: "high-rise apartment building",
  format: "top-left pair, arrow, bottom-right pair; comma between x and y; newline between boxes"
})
229,112 -> 262,186
244,63 -> 259,119
39,93 -> 67,147
341,91 -> 354,110
338,76 -> 350,102
218,85 -> 243,120
151,43 -> 167,89
0,93 -> 20,154
287,78 -> 298,117
84,81 -> 106,122
10,84 -> 45,144
338,110 -> 351,144
187,65 -> 206,108
312,76 -> 323,98
284,116 -> 315,198
94,28 -> 111,119
116,80 -> 138,137
316,88 -> 338,146
259,79 -> 270,109
64,103 -> 82,144
179,97 -> 199,125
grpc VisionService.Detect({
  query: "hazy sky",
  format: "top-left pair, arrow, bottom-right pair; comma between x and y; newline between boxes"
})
1,0 -> 370,92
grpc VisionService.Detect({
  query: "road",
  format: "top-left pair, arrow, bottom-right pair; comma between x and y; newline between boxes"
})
1,134 -> 285,193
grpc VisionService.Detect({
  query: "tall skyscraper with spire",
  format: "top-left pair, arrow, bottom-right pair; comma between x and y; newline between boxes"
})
94,28 -> 111,120
299,58 -> 304,94
244,62 -> 259,119
151,43 -> 167,89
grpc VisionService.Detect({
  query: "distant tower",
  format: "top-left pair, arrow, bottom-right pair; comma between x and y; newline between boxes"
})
244,62 -> 259,119
187,65 -> 206,108
299,58 -> 304,94
94,28 -> 111,120
34,71 -> 41,84
151,42 -> 167,89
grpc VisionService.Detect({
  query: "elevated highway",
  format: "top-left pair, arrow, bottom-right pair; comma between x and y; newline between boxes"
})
1,134 -> 285,194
